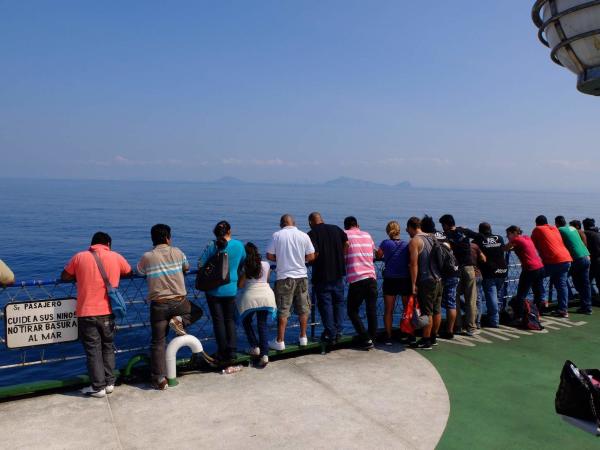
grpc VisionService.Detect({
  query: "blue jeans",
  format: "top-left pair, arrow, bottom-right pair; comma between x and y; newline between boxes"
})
475,276 -> 484,327
571,256 -> 592,311
314,278 -> 345,341
442,276 -> 460,309
242,310 -> 269,357
482,278 -> 505,327
544,262 -> 571,312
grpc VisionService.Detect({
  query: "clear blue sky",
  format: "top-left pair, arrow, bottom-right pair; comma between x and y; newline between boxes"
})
1,1 -> 597,190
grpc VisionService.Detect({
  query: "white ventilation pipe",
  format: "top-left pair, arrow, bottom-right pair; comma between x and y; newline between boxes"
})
166,335 -> 204,386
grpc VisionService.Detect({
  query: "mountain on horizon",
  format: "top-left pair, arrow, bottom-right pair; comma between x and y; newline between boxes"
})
324,176 -> 412,189
210,176 -> 248,185
209,175 -> 412,188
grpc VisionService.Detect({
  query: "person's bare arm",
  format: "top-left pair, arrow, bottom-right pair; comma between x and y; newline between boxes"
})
375,248 -> 384,260
61,270 -> 75,281
502,241 -> 514,252
409,238 -> 421,295
238,274 -> 246,289
305,252 -> 316,263
478,251 -> 487,264
266,253 -> 276,262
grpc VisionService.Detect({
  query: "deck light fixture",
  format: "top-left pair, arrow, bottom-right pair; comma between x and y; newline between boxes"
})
532,0 -> 600,95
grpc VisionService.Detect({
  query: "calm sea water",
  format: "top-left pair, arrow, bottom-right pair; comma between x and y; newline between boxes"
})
2,178 -> 598,280
1,178 -> 598,387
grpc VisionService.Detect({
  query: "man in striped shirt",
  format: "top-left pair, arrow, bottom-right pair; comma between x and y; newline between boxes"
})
137,224 -> 203,390
344,216 -> 377,349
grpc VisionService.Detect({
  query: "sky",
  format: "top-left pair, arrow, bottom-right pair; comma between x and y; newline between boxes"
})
1,0 -> 599,191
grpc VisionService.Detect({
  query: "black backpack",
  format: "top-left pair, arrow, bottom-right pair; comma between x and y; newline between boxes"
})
195,242 -> 230,291
430,238 -> 459,278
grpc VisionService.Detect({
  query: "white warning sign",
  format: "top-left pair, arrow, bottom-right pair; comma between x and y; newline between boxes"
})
4,299 -> 78,349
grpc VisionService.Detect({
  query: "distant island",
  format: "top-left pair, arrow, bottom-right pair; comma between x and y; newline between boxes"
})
324,177 -> 412,189
209,176 -> 412,189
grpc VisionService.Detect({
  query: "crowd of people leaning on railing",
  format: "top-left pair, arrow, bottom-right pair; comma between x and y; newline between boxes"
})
1,212 -> 599,397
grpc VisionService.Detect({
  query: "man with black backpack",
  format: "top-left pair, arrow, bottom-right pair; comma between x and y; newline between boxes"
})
407,217 -> 443,350
439,215 -> 479,336
421,216 -> 459,340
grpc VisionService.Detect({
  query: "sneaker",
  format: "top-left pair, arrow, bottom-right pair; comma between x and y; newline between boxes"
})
269,339 -> 285,351
80,386 -> 106,398
247,347 -> 260,356
439,331 -> 454,340
430,337 -> 438,346
361,339 -> 374,350
169,316 -> 186,336
462,330 -> 474,337
298,336 -> 308,346
551,310 -> 569,318
151,378 -> 168,391
258,355 -> 269,367
105,385 -> 114,395
195,351 -> 218,369
384,339 -> 393,346
575,308 -> 592,315
411,339 -> 432,350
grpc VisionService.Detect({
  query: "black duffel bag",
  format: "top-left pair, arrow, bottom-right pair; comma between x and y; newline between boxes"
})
555,360 -> 600,425
195,245 -> 230,292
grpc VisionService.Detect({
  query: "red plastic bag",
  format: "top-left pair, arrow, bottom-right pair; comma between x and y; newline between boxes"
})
400,295 -> 417,335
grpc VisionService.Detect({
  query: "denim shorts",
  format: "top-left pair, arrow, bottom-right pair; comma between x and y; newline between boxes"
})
442,276 -> 460,309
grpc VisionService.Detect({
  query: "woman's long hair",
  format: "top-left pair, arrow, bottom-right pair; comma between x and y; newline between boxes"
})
244,242 -> 263,279
213,220 -> 231,250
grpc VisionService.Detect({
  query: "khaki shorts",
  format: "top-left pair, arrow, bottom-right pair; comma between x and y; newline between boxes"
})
417,278 -> 443,316
274,277 -> 310,318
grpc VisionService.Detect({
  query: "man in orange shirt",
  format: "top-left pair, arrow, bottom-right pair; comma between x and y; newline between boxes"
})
531,215 -> 572,318
62,232 -> 132,397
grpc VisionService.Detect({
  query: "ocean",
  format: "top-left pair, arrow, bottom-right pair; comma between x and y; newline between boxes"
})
1,178 -> 598,387
2,178 -> 597,280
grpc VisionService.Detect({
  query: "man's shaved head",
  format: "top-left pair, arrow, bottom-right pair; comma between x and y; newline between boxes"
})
280,214 -> 295,228
308,211 -> 323,228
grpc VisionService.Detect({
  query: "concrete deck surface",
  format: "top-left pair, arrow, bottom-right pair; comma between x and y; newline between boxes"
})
0,345 -> 449,450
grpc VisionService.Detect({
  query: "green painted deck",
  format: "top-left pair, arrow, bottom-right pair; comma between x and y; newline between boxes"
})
424,311 -> 600,449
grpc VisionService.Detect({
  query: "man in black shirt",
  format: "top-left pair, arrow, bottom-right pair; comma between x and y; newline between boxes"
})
439,214 -> 478,336
459,223 -> 508,327
421,215 -> 459,341
308,212 -> 349,342
583,218 -> 600,297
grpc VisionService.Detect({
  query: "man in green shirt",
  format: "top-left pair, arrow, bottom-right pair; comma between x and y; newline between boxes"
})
555,216 -> 592,314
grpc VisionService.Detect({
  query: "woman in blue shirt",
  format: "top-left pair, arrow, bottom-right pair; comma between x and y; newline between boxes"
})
376,221 -> 410,345
199,221 -> 246,364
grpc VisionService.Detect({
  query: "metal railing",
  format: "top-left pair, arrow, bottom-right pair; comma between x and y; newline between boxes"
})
0,257 -> 570,388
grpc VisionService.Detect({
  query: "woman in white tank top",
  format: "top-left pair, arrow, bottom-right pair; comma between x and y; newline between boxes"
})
237,242 -> 277,367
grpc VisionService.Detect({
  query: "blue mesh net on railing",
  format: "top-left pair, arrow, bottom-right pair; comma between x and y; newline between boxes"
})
0,257 -> 568,387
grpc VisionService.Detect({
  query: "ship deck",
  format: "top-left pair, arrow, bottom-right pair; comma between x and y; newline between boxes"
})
1,310 -> 599,449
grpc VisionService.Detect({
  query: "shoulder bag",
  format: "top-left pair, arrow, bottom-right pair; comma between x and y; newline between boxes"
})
195,242 -> 230,291
90,250 -> 127,319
